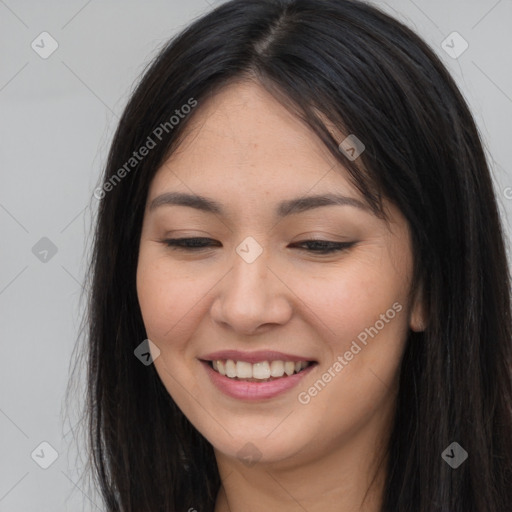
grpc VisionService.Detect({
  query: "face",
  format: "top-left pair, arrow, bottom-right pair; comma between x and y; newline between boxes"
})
136,80 -> 425,469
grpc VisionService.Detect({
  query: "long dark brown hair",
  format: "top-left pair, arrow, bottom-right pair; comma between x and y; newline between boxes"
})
66,0 -> 512,510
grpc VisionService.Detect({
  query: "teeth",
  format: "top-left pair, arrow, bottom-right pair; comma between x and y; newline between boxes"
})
253,361 -> 271,379
284,361 -> 295,376
236,361 -> 252,378
270,360 -> 284,377
225,359 -> 236,378
212,359 -> 310,380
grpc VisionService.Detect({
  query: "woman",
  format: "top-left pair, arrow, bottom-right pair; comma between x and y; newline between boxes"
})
74,0 -> 512,510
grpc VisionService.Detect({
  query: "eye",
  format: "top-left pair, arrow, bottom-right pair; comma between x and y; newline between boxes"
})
161,237 -> 219,251
160,237 -> 356,255
291,240 -> 356,255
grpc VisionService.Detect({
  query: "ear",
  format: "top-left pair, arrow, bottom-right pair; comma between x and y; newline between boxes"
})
409,280 -> 427,332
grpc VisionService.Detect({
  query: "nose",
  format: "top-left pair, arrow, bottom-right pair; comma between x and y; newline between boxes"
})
210,244 -> 293,336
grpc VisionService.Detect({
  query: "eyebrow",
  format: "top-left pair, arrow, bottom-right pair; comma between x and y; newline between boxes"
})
148,191 -> 371,217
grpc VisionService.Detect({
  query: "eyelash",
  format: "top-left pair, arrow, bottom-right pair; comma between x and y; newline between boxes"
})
160,237 -> 356,255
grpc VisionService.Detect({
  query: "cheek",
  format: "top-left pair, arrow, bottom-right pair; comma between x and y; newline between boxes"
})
302,273 -> 408,406
137,259 -> 168,337
294,278 -> 408,445
136,253 -> 217,349
136,255 -> 188,341
290,258 -> 407,347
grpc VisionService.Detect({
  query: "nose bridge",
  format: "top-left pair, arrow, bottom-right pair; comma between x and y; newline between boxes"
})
229,237 -> 271,301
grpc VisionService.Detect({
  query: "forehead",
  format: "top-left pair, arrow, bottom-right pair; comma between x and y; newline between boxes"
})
149,80 -> 360,201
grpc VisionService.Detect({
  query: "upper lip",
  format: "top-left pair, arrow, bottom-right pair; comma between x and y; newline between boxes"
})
200,350 -> 317,364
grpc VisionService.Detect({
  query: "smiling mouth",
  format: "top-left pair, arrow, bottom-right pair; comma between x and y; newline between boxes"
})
204,359 -> 315,382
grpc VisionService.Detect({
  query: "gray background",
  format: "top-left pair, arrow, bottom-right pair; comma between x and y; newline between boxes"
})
1,0 -> 511,510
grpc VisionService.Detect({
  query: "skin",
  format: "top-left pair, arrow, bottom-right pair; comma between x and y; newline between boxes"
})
136,80 -> 426,512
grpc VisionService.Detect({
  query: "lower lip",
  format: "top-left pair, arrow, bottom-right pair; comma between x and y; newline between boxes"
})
201,361 -> 316,401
